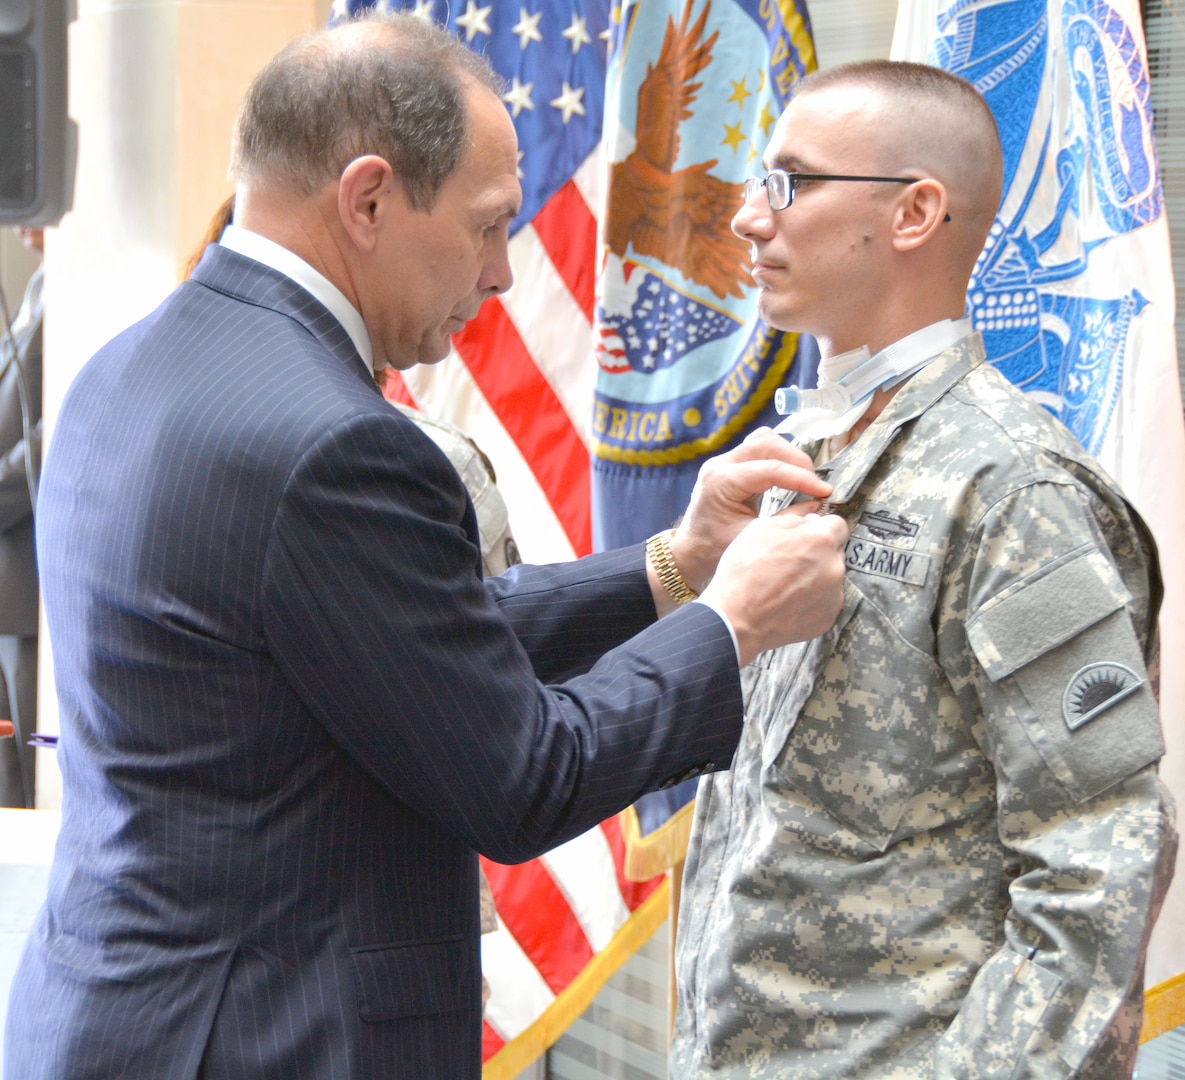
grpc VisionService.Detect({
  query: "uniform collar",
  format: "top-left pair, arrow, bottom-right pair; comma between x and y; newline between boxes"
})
814,332 -> 986,507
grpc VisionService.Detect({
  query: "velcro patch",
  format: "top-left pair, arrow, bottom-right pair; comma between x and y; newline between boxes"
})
844,537 -> 930,587
1062,662 -> 1145,731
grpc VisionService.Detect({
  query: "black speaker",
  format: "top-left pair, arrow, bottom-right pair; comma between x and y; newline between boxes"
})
0,0 -> 75,226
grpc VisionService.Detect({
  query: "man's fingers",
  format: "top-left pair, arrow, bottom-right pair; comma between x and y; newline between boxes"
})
725,429 -> 815,471
703,458 -> 833,504
768,507 -> 850,543
772,501 -> 822,520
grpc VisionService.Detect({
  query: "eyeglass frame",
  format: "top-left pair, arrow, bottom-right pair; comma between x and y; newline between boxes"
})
744,169 -> 951,222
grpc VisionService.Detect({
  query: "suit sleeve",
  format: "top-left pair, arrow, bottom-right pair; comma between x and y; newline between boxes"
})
260,413 -> 743,863
485,550 -> 662,684
934,481 -> 1177,1078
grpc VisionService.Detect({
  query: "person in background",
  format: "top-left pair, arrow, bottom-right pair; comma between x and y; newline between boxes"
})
6,14 -> 849,1078
671,60 -> 1175,1079
182,193 -> 236,281
0,226 -> 43,809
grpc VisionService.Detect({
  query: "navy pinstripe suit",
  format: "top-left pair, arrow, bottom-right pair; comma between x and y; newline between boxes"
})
5,246 -> 742,1078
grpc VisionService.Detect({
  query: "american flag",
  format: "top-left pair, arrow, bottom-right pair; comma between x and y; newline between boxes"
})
334,0 -> 608,566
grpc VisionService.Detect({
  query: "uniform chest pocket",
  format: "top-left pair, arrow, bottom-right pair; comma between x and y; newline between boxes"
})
761,582 -> 948,852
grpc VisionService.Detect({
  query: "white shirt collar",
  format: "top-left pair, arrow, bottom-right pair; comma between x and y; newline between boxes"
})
219,224 -> 375,373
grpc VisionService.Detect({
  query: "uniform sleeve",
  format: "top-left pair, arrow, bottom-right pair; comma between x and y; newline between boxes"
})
935,480 -> 1177,1078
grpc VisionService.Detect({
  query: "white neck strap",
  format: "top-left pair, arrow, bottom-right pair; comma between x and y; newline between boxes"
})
774,318 -> 971,441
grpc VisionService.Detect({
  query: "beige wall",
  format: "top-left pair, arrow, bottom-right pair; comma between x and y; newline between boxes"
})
35,0 -> 328,807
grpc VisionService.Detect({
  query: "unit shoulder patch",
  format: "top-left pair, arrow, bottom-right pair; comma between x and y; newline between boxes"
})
1062,661 -> 1145,731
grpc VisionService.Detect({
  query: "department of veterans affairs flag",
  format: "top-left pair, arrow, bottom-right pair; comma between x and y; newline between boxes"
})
596,0 -> 818,885
892,0 -> 1185,1036
591,0 -> 818,553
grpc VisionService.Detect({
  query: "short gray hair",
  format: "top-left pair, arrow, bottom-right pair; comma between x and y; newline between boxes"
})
230,12 -> 504,210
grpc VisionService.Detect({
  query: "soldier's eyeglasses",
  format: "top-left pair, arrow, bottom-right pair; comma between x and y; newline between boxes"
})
744,169 -> 951,222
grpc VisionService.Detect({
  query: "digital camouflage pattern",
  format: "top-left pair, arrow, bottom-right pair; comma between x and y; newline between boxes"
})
392,404 -> 520,579
671,334 -> 1177,1078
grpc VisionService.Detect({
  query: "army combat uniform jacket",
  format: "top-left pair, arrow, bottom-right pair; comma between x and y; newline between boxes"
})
671,334 -> 1176,1079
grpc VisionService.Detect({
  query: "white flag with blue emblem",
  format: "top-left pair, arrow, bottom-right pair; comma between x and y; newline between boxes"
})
892,0 -> 1185,1022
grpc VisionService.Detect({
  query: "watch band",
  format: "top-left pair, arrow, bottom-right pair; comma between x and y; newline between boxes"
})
646,529 -> 698,605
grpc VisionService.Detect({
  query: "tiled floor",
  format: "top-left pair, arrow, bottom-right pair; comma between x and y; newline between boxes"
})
1137,1026 -> 1185,1079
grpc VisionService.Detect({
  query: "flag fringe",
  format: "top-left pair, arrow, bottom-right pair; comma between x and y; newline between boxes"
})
481,878 -> 671,1079
1141,969 -> 1185,1043
619,798 -> 697,881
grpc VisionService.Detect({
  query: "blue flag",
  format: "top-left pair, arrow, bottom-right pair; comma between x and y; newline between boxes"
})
591,0 -> 818,552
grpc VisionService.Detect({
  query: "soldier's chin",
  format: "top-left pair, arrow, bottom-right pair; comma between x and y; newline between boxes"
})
756,296 -> 789,333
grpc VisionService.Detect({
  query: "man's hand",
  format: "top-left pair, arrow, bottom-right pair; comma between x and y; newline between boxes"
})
701,510 -> 849,667
670,428 -> 832,593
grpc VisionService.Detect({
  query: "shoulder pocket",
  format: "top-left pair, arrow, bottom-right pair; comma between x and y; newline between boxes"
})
350,934 -> 475,1022
965,549 -> 1130,678
965,549 -> 1162,803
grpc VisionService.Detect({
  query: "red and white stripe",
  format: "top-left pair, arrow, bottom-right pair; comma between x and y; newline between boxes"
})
386,148 -> 606,564
478,817 -> 662,1059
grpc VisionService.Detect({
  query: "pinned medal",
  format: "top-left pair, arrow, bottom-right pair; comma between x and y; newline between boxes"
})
1062,662 -> 1145,731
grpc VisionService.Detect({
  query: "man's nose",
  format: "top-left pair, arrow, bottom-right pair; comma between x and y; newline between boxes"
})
480,234 -> 514,297
732,195 -> 774,243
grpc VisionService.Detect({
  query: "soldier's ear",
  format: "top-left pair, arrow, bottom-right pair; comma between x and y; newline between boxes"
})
891,178 -> 948,252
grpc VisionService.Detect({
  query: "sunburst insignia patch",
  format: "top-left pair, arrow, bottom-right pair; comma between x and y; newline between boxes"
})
1062,661 -> 1145,731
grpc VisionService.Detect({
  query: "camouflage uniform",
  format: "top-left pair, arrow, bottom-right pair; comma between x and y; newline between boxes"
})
671,334 -> 1177,1078
391,404 -> 520,578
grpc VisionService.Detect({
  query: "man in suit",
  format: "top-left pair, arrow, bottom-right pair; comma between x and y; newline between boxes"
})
5,13 -> 848,1079
0,226 -> 43,809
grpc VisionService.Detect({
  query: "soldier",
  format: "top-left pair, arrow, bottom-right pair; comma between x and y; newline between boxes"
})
671,61 -> 1177,1078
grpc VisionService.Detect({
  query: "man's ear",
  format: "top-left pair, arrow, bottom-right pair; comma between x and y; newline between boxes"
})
891,178 -> 949,252
337,155 -> 397,254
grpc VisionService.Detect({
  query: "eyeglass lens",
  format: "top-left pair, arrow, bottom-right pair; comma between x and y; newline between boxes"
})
743,171 -> 793,211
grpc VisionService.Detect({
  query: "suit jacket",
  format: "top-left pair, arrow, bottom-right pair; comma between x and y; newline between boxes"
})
0,265 -> 42,636
5,246 -> 742,1079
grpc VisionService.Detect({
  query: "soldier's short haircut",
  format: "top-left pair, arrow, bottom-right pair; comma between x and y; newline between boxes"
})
230,12 -> 504,210
794,59 -> 1003,235
796,59 -> 1001,154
